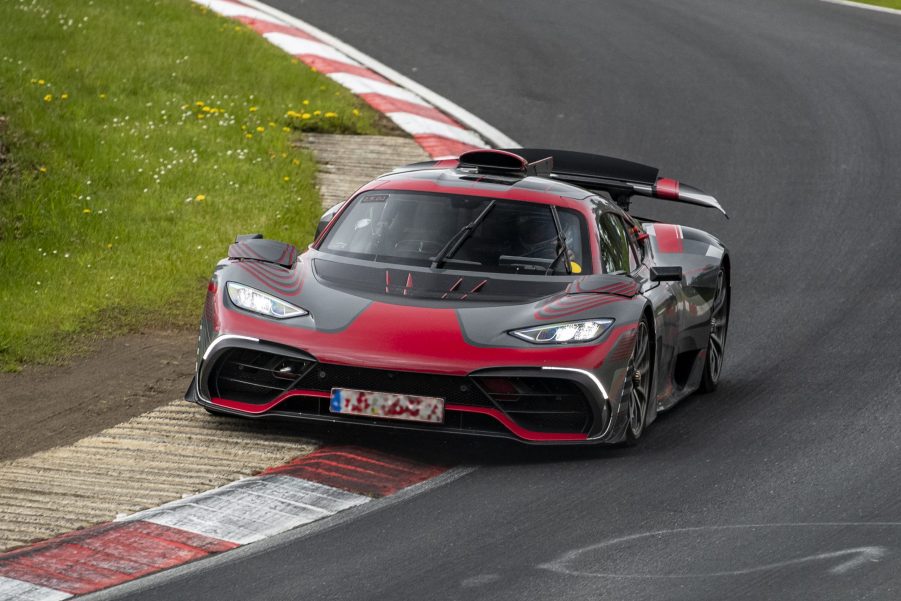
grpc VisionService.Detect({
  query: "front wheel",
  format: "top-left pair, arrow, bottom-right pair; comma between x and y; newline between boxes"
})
699,269 -> 729,393
623,317 -> 652,445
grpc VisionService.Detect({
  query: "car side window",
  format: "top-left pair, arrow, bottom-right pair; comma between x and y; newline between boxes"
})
598,213 -> 631,274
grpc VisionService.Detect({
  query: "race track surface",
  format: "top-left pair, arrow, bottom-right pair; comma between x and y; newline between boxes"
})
113,1 -> 901,599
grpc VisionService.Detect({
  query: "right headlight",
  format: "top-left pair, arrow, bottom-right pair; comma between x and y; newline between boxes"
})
510,319 -> 614,344
226,282 -> 308,319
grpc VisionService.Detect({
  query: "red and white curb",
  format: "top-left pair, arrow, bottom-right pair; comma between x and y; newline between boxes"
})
0,447 -> 448,600
192,0 -> 519,157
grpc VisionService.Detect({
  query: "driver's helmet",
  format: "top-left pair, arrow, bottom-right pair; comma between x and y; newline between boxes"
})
517,215 -> 559,258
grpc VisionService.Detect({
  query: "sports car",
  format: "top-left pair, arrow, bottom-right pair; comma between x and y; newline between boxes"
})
186,148 -> 730,445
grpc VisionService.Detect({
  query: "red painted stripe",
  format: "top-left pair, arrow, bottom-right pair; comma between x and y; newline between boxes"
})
359,93 -> 459,125
235,17 -> 318,40
263,447 -> 447,497
654,223 -> 684,254
211,389 -> 331,414
0,521 -> 235,595
654,177 -> 680,200
299,56 -> 389,82
445,405 -> 589,442
413,135 -> 482,159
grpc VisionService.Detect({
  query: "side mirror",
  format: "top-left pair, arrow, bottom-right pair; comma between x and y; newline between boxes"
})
650,266 -> 682,282
314,201 -> 345,241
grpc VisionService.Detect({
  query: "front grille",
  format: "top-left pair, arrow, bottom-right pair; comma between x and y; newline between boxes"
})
292,363 -> 493,406
473,376 -> 592,433
211,348 -> 313,404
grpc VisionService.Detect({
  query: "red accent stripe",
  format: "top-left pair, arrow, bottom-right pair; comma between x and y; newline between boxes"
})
211,389 -> 331,414
0,521 -> 235,595
654,177 -> 680,200
359,93 -> 460,126
445,405 -> 589,442
654,223 -> 684,254
299,56 -> 388,82
263,446 -> 446,497
235,17 -> 318,40
413,135 -> 481,159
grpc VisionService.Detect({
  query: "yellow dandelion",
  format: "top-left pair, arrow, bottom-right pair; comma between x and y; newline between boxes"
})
245,133 -> 253,139
302,99 -> 310,106
352,109 -> 360,116
283,176 -> 290,182
282,126 -> 291,132
61,93 -> 69,100
43,94 -> 53,102
82,208 -> 92,214
99,93 -> 107,99
196,113 -> 205,119
38,166 -> 48,173
202,106 -> 212,112
38,79 -> 45,85
249,106 -> 258,112
301,113 -> 311,119
106,243 -> 113,249
292,158 -> 300,166
313,110 -> 321,116
268,121 -> 277,127
324,112 -> 337,118
256,126 -> 265,133
195,194 -> 206,201
195,100 -> 205,106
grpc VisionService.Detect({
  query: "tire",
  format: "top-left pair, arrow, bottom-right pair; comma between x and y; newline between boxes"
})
699,269 -> 729,393
623,317 -> 652,445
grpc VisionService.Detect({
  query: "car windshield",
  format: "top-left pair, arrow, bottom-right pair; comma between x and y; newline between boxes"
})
321,190 -> 591,275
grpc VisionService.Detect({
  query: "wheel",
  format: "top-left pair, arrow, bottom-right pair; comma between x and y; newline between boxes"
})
699,269 -> 729,393
623,317 -> 652,445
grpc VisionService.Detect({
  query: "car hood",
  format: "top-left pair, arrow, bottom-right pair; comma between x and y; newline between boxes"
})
211,251 -> 644,374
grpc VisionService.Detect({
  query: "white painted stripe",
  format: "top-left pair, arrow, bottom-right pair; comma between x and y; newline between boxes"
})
262,32 -> 361,66
820,0 -> 901,16
325,72 -> 431,107
238,0 -> 516,148
192,0 -> 284,25
122,475 -> 368,544
0,576 -> 71,601
386,113 -> 487,147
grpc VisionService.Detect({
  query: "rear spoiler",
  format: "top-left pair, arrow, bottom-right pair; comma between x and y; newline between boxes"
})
457,148 -> 727,218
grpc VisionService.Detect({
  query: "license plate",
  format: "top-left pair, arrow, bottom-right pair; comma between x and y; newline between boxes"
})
330,388 -> 444,424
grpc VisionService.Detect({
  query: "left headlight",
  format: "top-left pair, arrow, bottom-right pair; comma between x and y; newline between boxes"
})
510,319 -> 614,344
226,282 -> 308,319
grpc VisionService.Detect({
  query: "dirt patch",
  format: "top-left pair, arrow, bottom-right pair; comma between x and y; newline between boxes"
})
0,329 -> 196,461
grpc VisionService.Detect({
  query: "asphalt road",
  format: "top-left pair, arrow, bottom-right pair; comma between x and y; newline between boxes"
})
116,1 -> 901,599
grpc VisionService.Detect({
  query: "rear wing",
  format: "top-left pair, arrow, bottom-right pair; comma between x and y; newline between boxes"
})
457,148 -> 727,218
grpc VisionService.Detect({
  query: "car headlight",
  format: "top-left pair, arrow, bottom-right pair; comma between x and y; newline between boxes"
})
510,319 -> 614,344
226,282 -> 308,319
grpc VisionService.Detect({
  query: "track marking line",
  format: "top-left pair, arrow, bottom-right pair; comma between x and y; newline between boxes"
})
820,0 -> 901,16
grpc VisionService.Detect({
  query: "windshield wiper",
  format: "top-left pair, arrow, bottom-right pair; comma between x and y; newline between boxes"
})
545,205 -> 573,275
431,199 -> 497,269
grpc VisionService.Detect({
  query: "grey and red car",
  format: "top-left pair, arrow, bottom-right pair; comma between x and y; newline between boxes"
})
186,148 -> 730,445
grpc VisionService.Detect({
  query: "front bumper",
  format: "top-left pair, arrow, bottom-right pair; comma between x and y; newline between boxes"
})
188,338 -> 616,444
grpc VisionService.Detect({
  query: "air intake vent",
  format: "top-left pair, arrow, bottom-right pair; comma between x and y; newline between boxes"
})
211,348 -> 312,404
474,375 -> 592,433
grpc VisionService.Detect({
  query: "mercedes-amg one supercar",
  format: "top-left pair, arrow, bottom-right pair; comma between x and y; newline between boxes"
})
186,148 -> 730,445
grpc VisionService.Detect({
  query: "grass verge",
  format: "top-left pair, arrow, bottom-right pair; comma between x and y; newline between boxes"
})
848,0 -> 901,9
0,0 -> 394,371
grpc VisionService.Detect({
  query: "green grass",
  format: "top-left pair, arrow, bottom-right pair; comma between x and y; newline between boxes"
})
0,0 -> 394,370
850,0 -> 901,9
